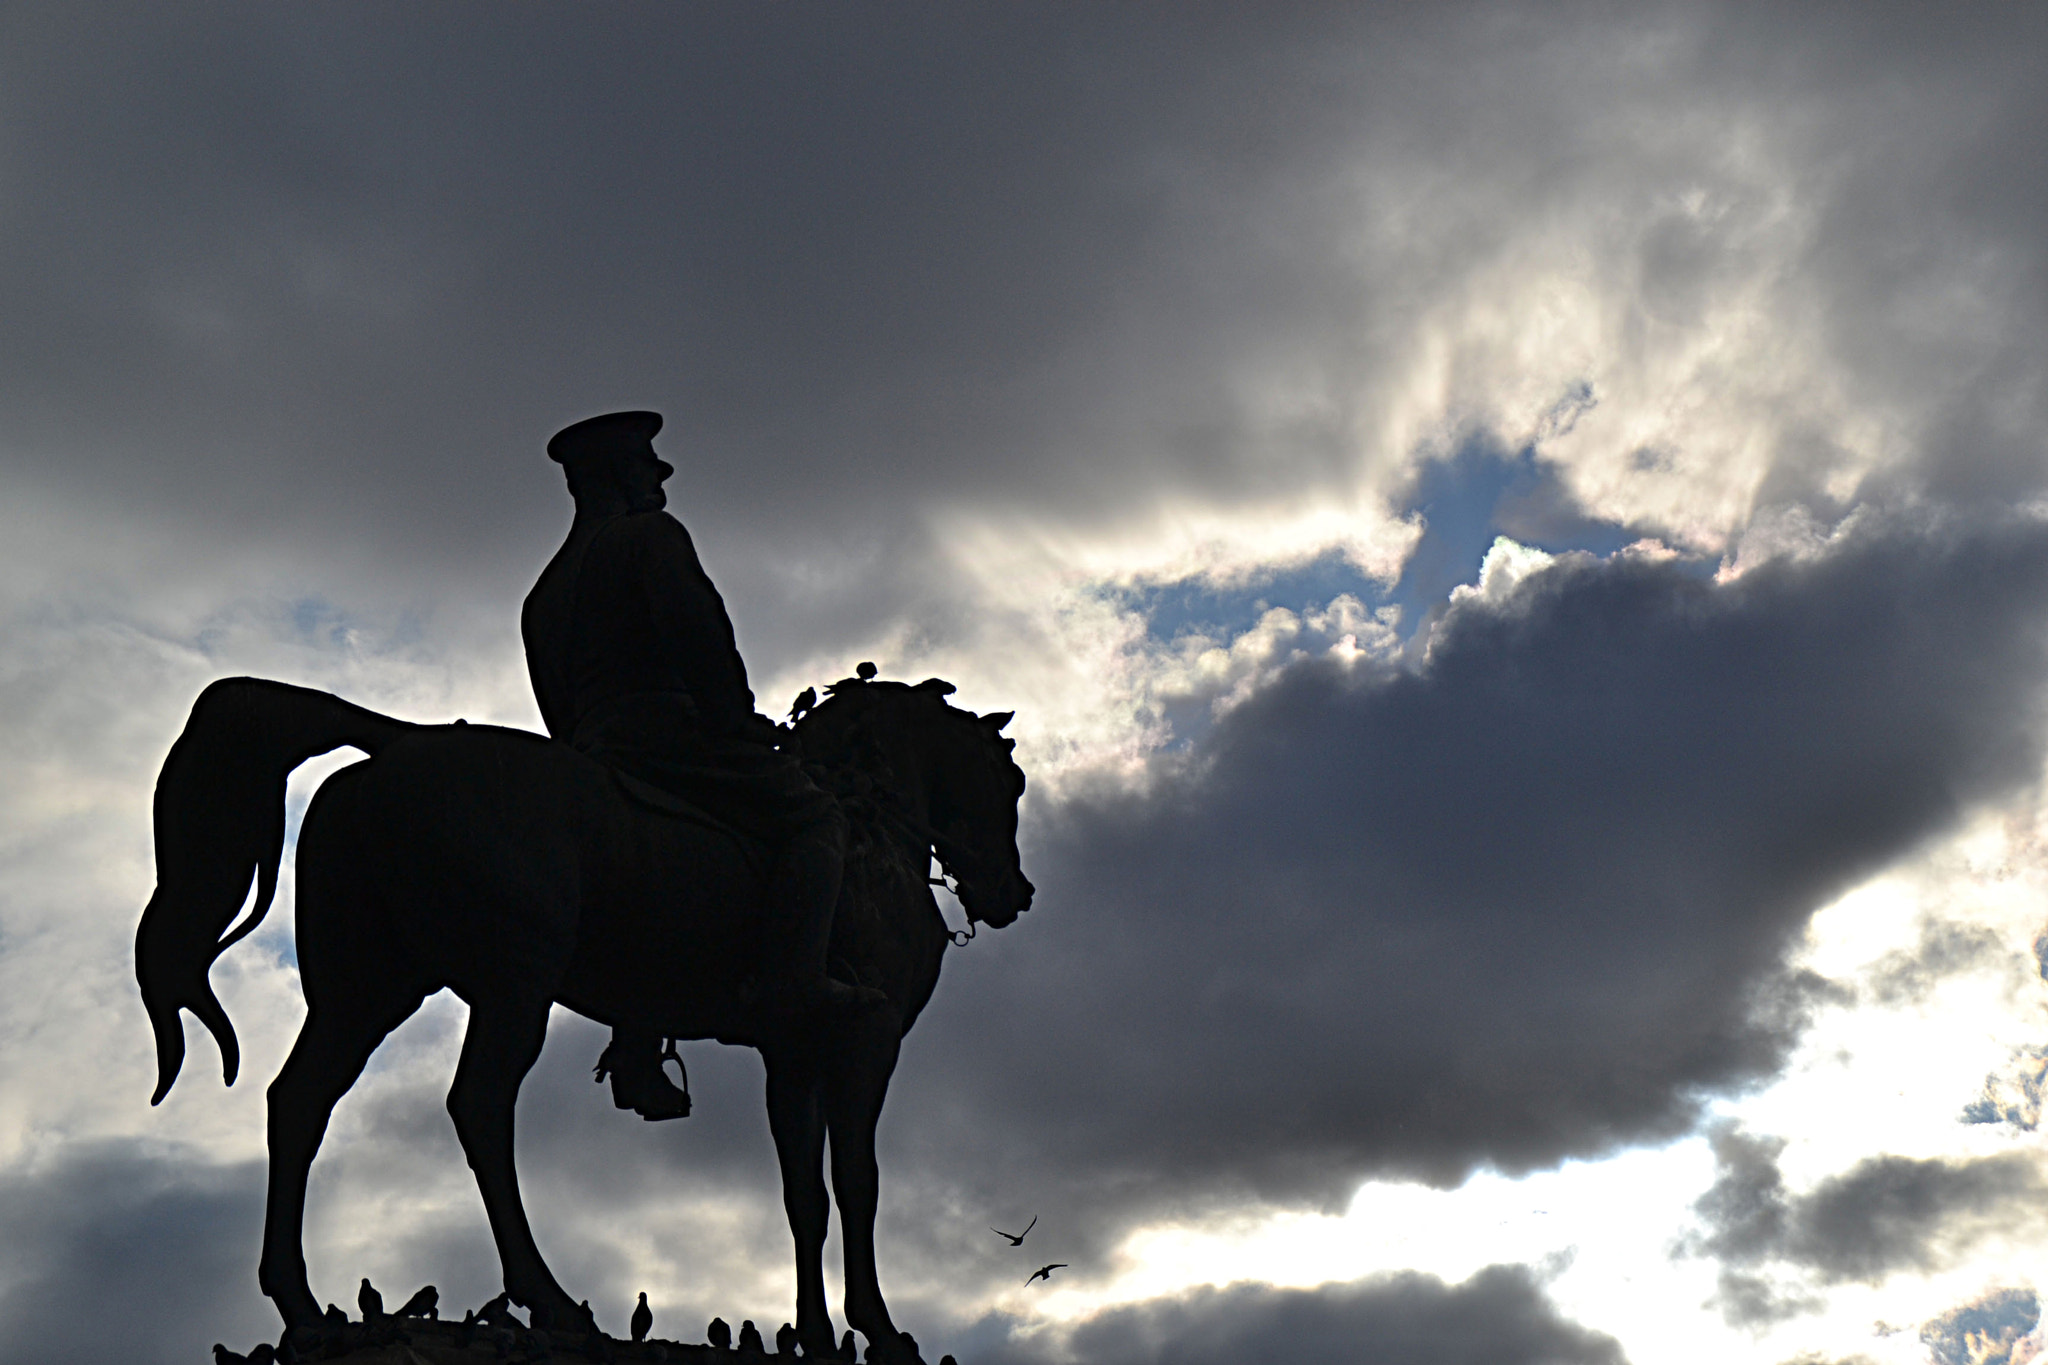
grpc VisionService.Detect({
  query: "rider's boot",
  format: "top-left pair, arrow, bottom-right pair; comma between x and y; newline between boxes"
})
594,1028 -> 690,1121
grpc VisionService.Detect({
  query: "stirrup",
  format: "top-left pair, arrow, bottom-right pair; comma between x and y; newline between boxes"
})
594,1039 -> 692,1121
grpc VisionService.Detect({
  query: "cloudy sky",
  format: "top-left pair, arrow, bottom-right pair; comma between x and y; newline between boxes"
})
5,4 -> 2048,1363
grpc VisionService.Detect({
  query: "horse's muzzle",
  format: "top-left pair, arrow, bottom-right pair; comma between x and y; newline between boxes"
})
966,869 -> 1033,929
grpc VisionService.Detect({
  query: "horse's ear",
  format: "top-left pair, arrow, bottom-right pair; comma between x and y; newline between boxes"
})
982,710 -> 1014,733
914,678 -> 957,697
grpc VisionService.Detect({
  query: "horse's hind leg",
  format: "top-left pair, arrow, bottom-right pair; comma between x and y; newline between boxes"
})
765,1048 -> 835,1357
447,991 -> 588,1331
260,980 -> 427,1331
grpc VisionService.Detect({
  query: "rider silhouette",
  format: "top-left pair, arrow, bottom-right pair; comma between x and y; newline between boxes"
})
522,411 -> 876,1120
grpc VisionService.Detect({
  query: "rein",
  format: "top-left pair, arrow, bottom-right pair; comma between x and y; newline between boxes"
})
789,682 -> 997,948
839,778 -> 985,947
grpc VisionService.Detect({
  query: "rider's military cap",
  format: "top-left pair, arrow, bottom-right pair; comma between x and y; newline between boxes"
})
547,410 -> 664,463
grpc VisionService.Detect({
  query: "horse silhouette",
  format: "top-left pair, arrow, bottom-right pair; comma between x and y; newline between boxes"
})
136,674 -> 1031,1364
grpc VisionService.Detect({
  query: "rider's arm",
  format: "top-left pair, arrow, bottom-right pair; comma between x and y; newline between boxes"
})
623,514 -> 761,733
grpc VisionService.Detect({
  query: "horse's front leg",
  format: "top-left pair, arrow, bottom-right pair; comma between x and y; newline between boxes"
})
765,1045 -> 836,1357
447,990 -> 589,1331
826,1018 -> 921,1364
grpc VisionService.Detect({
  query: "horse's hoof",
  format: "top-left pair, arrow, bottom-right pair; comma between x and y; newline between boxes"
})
864,1330 -> 925,1365
527,1295 -> 597,1335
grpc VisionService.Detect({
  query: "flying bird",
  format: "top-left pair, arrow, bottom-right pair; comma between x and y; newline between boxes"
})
990,1215 -> 1037,1246
358,1277 -> 384,1322
631,1291 -> 653,1343
1025,1263 -> 1068,1285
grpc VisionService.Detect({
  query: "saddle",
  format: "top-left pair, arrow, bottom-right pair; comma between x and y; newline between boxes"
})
606,767 -> 773,879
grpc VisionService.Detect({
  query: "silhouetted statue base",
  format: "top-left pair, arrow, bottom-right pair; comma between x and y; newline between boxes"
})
213,1308 -> 950,1364
216,1309 -> 950,1365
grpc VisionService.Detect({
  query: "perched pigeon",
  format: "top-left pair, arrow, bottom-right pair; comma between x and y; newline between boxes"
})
775,1322 -> 797,1355
1025,1263 -> 1068,1285
737,1319 -> 765,1353
631,1291 -> 653,1343
358,1277 -> 384,1322
990,1215 -> 1037,1246
476,1291 -> 515,1327
707,1317 -> 733,1350
839,1330 -> 857,1360
394,1285 -> 438,1319
213,1345 -> 249,1365
941,1357 -> 959,1365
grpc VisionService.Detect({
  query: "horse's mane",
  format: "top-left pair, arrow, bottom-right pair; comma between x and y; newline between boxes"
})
787,673 -> 1021,951
786,676 -> 950,925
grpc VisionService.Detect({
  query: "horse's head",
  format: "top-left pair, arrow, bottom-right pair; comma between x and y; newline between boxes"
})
914,686 -> 1033,930
797,674 -> 1034,930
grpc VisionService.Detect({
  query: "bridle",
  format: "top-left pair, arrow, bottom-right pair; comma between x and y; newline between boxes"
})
927,828 -> 991,946
792,674 -> 1022,948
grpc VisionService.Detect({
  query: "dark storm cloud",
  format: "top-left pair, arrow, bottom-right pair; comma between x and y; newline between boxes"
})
3,3 -> 2045,662
0,1142 -> 274,1365
2,2 -> 1413,599
880,513 -> 2048,1264
964,1265 -> 1624,1365
1683,1123 -> 2047,1327
1793,1152 -> 2045,1281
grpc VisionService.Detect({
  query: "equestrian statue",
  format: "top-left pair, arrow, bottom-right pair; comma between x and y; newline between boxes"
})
134,413 -> 1033,1364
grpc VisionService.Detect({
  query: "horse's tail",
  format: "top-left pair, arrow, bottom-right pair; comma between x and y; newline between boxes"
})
136,677 -> 417,1105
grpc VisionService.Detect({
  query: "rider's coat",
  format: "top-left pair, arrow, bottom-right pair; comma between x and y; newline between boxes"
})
523,509 -> 755,744
521,507 -> 832,843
